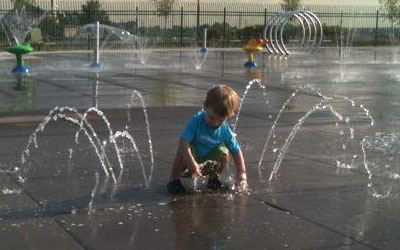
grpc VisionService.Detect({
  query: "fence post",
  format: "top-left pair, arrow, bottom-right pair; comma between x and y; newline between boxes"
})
223,7 -> 226,48
180,6 -> 183,47
135,6 -> 138,33
339,10 -> 343,58
264,8 -> 267,28
375,10 -> 379,46
196,0 -> 200,43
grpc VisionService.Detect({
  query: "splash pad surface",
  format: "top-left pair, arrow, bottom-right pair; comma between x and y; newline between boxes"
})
0,48 -> 400,249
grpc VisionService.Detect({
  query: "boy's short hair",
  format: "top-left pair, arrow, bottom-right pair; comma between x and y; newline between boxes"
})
204,84 -> 240,118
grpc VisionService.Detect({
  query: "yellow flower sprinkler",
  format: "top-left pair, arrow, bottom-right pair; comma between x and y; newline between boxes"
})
243,37 -> 268,68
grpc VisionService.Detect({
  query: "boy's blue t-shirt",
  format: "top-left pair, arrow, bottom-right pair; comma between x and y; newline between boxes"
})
180,110 -> 240,158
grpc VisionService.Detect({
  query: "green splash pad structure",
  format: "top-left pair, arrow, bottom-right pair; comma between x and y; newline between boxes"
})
5,44 -> 34,74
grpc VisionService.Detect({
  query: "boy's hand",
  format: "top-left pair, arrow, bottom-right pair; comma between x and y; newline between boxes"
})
178,139 -> 202,177
232,150 -> 247,189
189,162 -> 202,177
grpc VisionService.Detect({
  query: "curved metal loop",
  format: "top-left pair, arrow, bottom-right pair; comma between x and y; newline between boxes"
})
263,10 -> 323,56
304,11 -> 323,52
293,14 -> 306,48
269,13 -> 285,54
263,15 -> 276,54
304,12 -> 318,51
275,12 -> 289,55
279,12 -> 306,55
297,12 -> 313,51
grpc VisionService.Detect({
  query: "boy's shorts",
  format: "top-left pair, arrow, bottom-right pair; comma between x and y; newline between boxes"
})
182,144 -> 229,178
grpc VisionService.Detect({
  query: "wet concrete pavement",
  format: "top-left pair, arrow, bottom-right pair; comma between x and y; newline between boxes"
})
0,48 -> 399,249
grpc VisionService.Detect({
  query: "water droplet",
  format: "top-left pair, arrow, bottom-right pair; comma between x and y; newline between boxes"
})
2,188 -> 21,195
17,176 -> 25,184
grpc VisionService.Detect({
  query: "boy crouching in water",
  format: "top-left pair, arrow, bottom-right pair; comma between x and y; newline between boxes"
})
167,84 -> 247,193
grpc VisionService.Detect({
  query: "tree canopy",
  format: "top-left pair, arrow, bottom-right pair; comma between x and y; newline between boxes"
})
80,0 -> 110,25
151,0 -> 176,17
11,0 -> 36,9
379,0 -> 400,23
281,0 -> 302,11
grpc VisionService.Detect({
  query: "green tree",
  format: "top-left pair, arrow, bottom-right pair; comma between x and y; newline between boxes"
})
12,0 -> 35,9
152,0 -> 176,18
281,0 -> 302,11
239,25 -> 264,41
380,0 -> 400,22
151,0 -> 176,40
80,0 -> 110,25
379,0 -> 400,41
207,23 -> 238,47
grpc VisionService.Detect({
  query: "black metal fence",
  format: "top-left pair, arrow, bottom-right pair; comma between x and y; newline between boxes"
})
0,1 -> 399,51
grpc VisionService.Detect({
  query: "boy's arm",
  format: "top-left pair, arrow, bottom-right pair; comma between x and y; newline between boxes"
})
232,149 -> 247,186
178,139 -> 202,177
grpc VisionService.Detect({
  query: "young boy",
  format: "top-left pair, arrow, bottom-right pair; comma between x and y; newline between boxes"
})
167,84 -> 247,193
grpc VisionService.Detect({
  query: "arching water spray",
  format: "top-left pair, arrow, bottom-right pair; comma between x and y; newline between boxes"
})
269,101 -> 328,181
257,91 -> 297,179
361,133 -> 400,199
267,92 -> 375,181
87,172 -> 100,214
80,107 -> 124,170
132,90 -> 154,170
233,78 -> 265,132
20,106 -> 116,183
316,93 -> 375,168
113,131 -> 149,188
126,90 -> 154,183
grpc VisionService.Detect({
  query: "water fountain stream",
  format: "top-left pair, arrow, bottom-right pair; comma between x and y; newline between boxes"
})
19,89 -> 155,191
78,23 -> 137,69
362,132 -> 400,198
234,78 -> 376,192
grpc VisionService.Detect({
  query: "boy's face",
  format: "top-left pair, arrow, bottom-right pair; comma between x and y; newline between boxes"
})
204,108 -> 227,128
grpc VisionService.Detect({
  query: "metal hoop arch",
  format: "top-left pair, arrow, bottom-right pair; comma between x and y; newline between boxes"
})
263,11 -> 323,56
